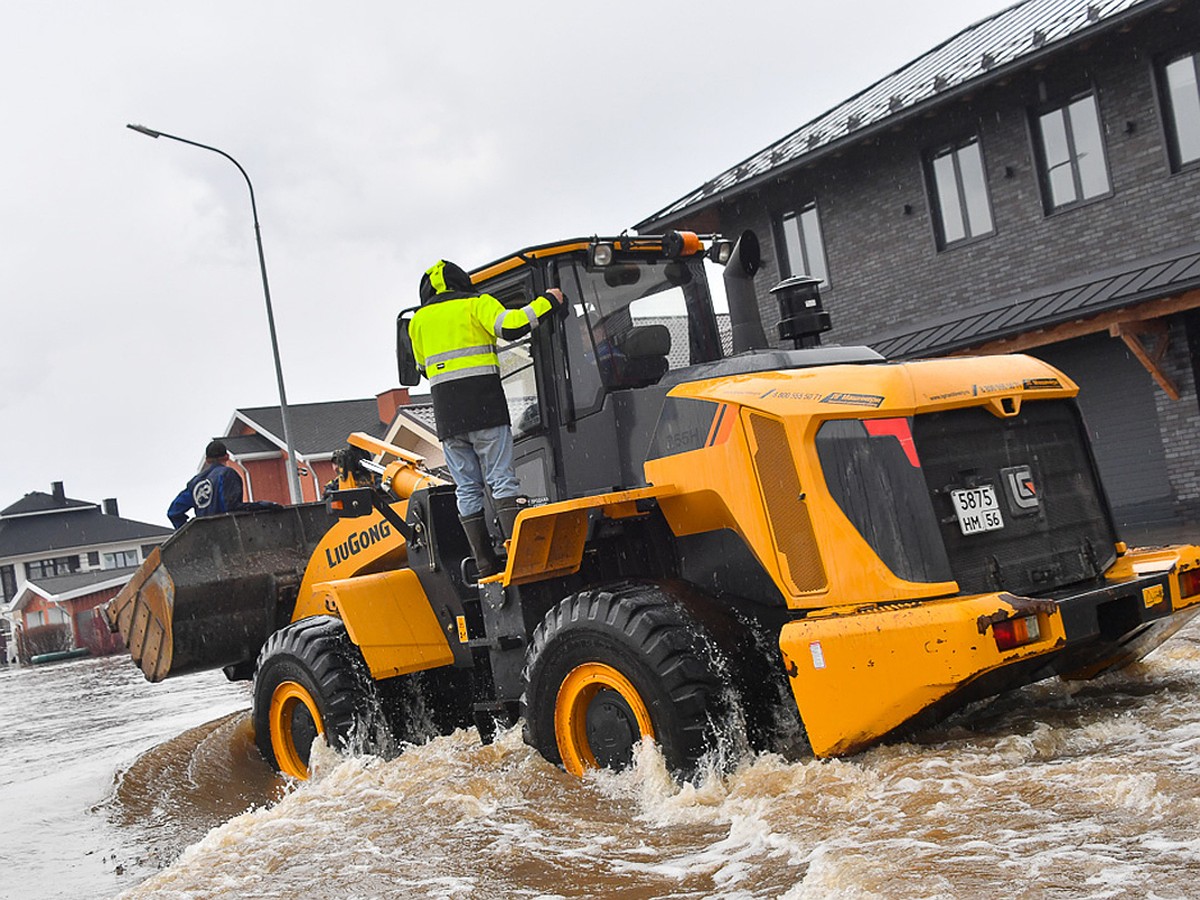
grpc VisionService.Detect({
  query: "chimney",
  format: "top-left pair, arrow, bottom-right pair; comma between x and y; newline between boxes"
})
376,387 -> 410,425
51,481 -> 65,503
103,498 -> 119,517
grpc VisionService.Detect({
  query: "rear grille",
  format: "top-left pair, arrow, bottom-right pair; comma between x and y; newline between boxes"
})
749,413 -> 827,593
913,400 -> 1116,596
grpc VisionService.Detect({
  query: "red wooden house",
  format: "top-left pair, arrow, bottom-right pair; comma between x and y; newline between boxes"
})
216,388 -> 440,504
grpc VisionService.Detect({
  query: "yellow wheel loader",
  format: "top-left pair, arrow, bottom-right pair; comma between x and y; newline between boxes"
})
108,230 -> 1200,780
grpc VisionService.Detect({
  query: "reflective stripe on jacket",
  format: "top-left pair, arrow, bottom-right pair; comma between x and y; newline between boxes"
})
408,287 -> 558,438
409,292 -> 556,386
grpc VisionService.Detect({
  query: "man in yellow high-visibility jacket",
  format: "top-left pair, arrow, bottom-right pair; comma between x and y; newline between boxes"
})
409,259 -> 566,577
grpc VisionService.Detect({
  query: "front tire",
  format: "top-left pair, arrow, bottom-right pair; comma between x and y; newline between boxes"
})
522,582 -> 735,778
252,616 -> 378,779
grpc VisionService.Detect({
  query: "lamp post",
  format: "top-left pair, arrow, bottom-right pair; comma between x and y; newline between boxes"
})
127,124 -> 303,505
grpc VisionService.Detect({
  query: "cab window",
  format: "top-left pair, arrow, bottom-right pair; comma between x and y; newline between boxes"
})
486,275 -> 544,438
558,256 -> 723,417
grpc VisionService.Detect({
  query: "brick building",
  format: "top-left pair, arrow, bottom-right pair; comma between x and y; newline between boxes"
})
637,0 -> 1200,533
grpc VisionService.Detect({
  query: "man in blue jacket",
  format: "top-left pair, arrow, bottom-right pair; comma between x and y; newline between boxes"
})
167,440 -> 248,528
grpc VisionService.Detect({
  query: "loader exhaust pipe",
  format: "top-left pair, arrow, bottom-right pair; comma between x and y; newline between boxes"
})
724,230 -> 769,354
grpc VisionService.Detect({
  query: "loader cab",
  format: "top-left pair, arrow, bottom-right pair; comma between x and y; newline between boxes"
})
397,233 -> 740,505
498,237 -> 734,503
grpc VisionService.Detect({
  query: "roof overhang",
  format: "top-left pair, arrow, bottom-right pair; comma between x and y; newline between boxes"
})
866,244 -> 1200,378
5,572 -> 132,612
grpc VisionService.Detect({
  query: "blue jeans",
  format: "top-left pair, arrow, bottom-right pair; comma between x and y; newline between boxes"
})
442,425 -> 521,518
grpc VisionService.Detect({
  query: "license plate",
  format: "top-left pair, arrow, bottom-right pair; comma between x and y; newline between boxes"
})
951,485 -> 1005,535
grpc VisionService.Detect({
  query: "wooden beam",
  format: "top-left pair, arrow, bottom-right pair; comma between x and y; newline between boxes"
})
954,288 -> 1200,356
1111,319 -> 1181,400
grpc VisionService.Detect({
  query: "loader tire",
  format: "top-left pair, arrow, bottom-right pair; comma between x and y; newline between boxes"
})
522,582 -> 734,779
252,615 -> 381,780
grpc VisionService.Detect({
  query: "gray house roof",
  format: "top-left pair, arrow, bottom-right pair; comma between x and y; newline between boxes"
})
220,433 -> 279,457
867,243 -> 1200,358
0,488 -> 171,559
234,398 -> 390,458
25,566 -> 139,597
636,0 -> 1163,230
2,492 -> 94,517
396,402 -> 437,435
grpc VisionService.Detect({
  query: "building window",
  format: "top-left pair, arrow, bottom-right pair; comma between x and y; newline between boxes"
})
0,565 -> 15,603
778,203 -> 829,286
103,549 -> 140,569
1160,51 -> 1200,171
1032,92 -> 1111,211
24,556 -> 81,580
927,137 -> 994,247
87,551 -> 100,567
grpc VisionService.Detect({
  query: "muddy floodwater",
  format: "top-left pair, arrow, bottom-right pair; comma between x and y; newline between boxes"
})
5,624 -> 1200,900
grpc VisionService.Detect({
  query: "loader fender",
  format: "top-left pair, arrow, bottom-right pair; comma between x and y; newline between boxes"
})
292,503 -> 410,621
503,485 -> 672,585
312,568 -> 455,681
781,593 -> 1065,757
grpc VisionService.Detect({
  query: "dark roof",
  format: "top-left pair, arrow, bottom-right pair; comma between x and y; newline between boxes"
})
637,0 -> 1161,229
0,507 -> 171,559
25,566 -> 139,597
221,433 -> 279,456
396,403 -> 437,435
2,490 -> 95,517
867,243 -> 1200,358
235,398 -> 389,457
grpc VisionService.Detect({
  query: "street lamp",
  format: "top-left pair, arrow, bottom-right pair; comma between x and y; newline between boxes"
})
127,123 -> 303,505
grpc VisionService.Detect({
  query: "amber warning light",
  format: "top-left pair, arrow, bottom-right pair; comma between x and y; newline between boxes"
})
993,614 -> 1041,652
1179,567 -> 1200,600
327,488 -> 373,518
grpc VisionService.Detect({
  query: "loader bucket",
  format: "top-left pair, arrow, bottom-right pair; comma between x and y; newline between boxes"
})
105,503 -> 333,682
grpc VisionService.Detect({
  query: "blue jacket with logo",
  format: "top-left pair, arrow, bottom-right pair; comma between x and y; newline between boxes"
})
167,463 -> 246,528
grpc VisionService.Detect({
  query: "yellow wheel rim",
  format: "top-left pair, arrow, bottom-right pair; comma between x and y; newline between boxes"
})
269,680 -> 323,780
554,662 -> 654,776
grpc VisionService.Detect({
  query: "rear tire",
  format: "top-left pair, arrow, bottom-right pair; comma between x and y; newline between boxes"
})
252,616 -> 380,779
522,582 -> 735,779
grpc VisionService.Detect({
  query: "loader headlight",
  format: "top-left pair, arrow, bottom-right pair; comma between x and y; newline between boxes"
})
590,242 -> 615,267
708,240 -> 734,265
992,614 -> 1041,652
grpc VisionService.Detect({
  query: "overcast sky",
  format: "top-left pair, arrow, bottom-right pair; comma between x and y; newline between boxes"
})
1,0 -> 1006,526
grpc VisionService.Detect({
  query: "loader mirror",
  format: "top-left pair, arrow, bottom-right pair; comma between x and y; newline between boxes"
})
663,262 -> 692,286
396,309 -> 421,386
603,264 -> 642,287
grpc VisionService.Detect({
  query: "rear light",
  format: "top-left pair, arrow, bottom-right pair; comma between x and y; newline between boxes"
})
1179,567 -> 1200,600
993,614 -> 1041,652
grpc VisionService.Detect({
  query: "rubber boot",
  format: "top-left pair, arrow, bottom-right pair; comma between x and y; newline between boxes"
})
495,495 -> 531,542
460,513 -> 502,578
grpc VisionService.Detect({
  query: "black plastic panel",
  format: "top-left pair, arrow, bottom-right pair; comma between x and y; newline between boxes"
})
913,400 -> 1116,596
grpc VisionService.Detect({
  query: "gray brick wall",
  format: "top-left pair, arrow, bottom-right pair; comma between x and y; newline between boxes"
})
666,9 -> 1200,525
1156,318 -> 1200,519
